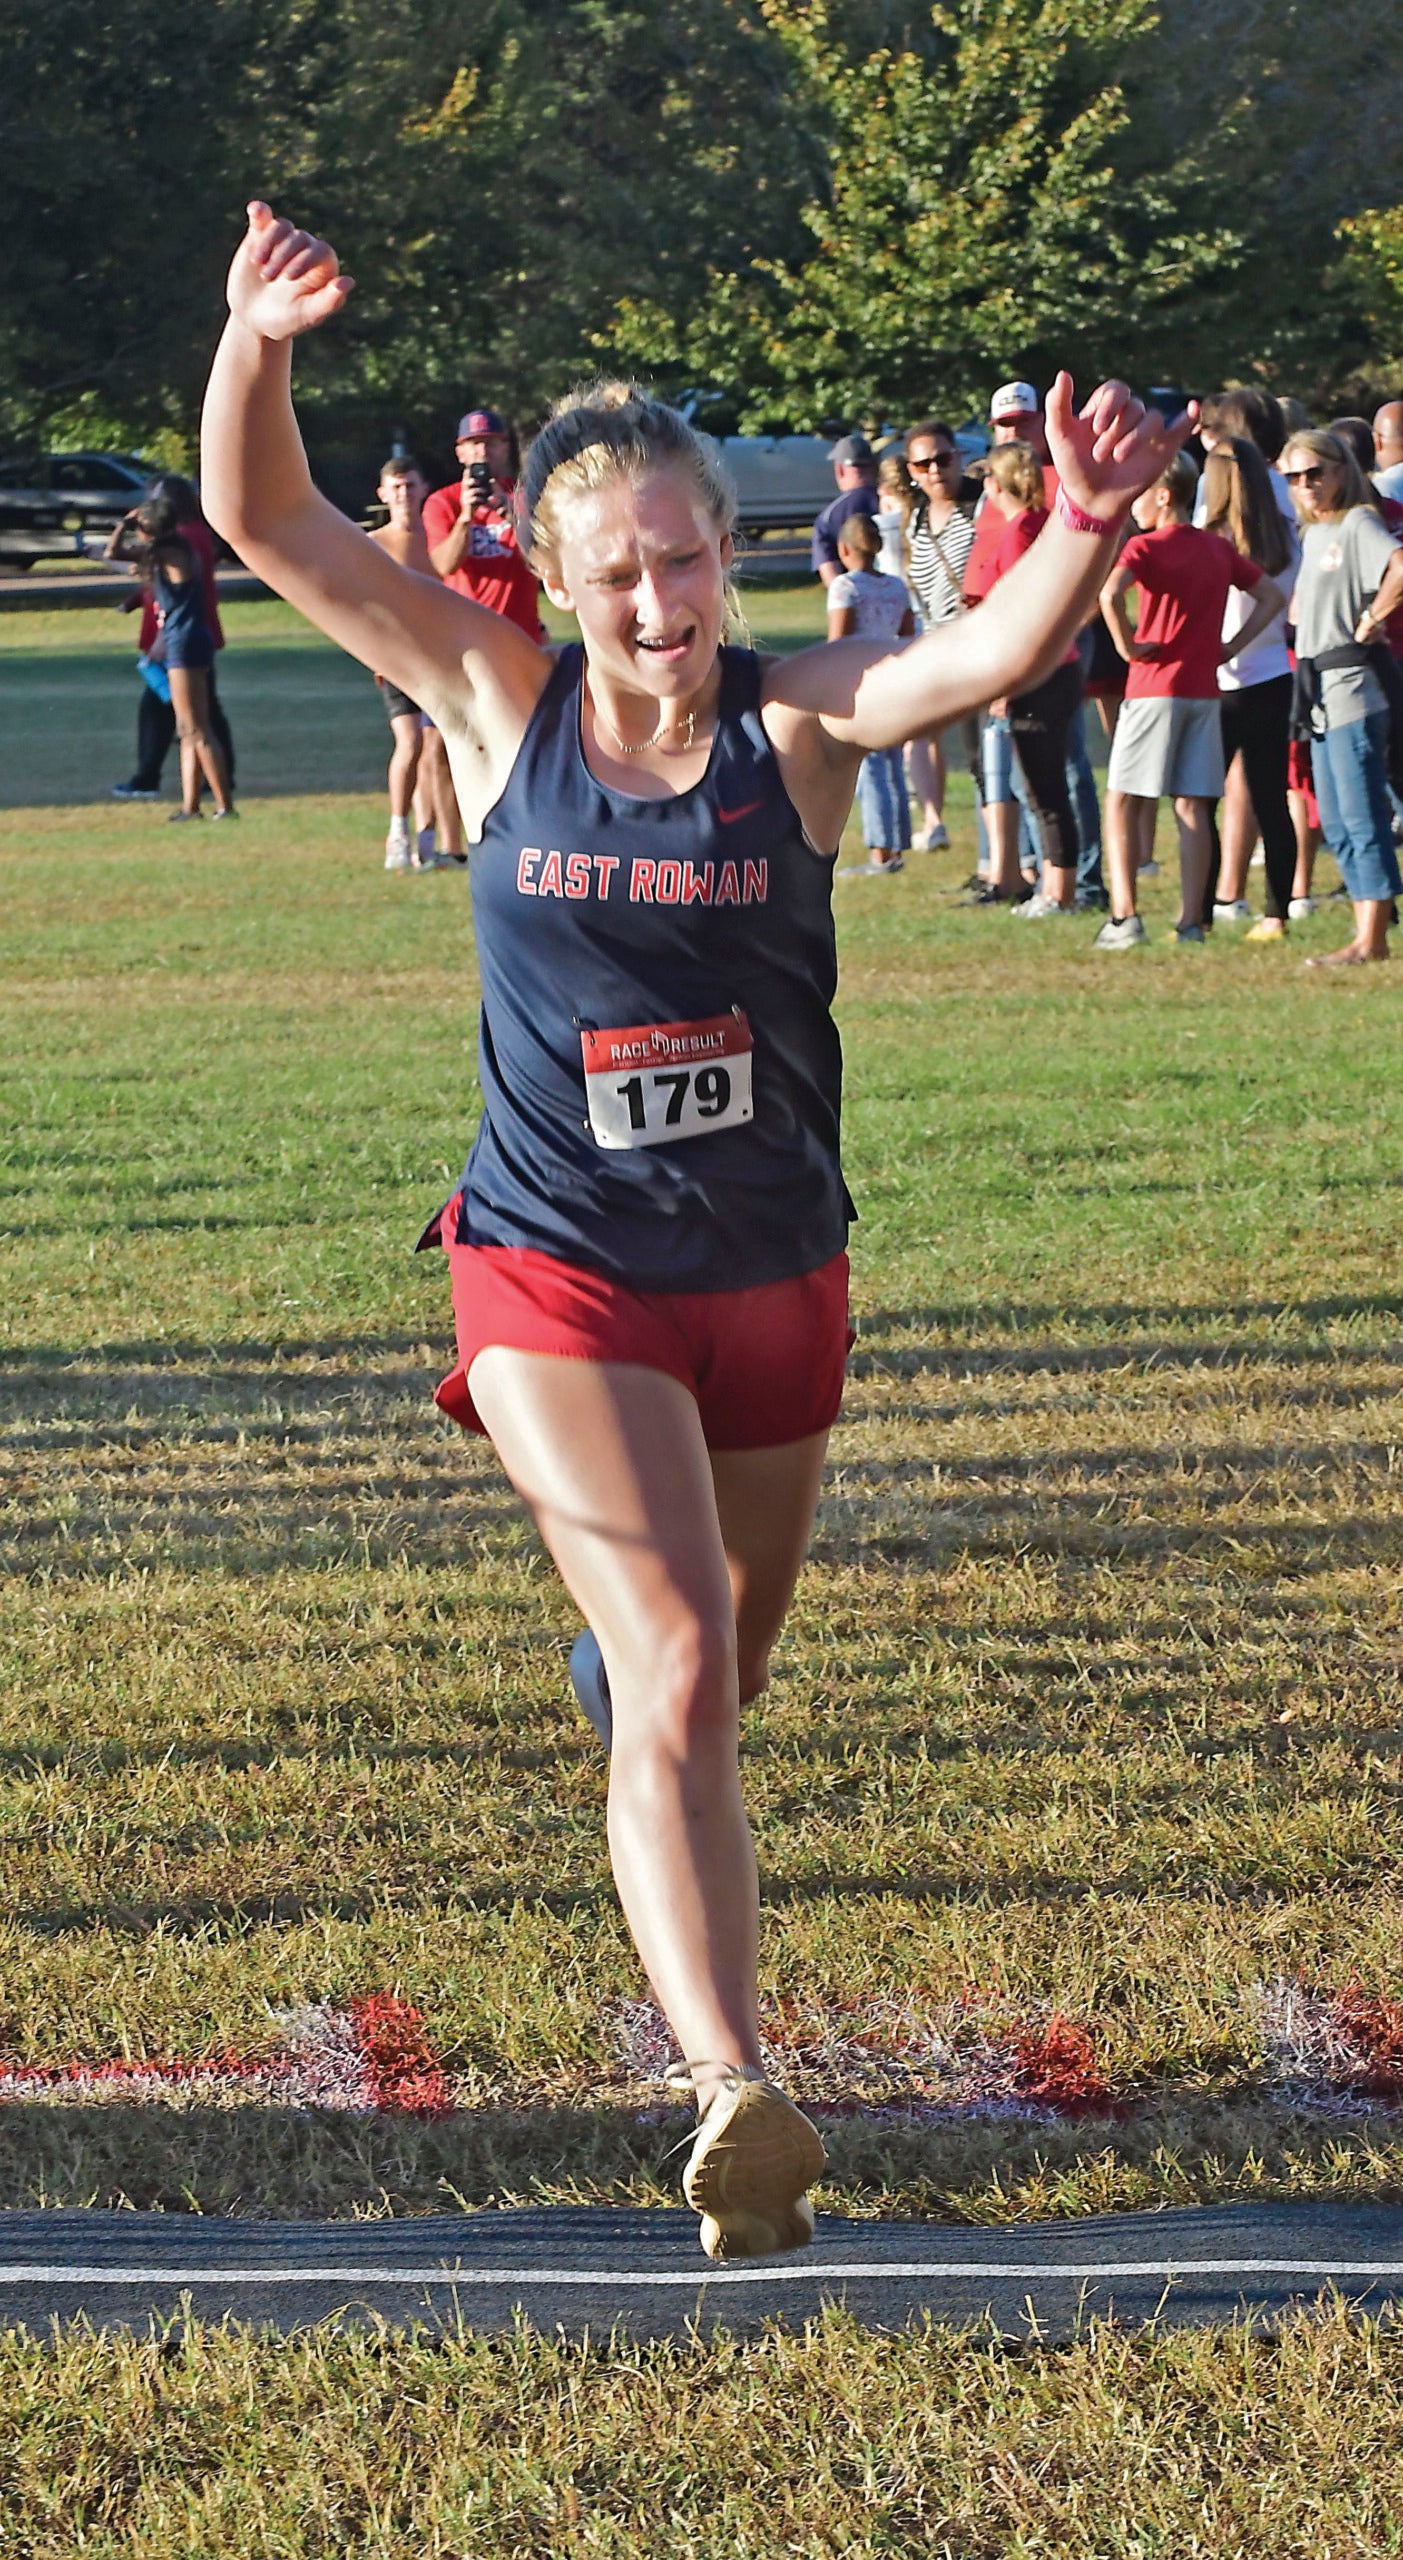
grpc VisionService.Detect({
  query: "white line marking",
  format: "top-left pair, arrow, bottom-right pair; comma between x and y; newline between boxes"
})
0,2257 -> 1400,2290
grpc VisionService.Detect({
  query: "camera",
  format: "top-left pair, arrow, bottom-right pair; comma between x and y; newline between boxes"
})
465,459 -> 494,503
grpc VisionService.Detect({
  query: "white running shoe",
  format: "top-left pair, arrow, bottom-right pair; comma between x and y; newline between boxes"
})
384,833 -> 414,872
683,2068 -> 826,2261
1093,913 -> 1146,950
913,822 -> 950,852
1288,897 -> 1317,921
1213,899 -> 1252,922
1012,892 -> 1072,919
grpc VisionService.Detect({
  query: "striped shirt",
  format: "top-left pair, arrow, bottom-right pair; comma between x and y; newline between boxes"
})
907,503 -> 976,626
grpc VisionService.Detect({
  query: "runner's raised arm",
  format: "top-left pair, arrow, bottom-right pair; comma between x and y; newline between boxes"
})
200,203 -> 544,729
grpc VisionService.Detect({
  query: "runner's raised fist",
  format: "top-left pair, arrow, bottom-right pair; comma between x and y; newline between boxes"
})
1045,373 -> 1197,524
226,202 -> 355,342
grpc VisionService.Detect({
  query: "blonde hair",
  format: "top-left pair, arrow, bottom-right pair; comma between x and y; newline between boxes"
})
1200,436 -> 1290,575
877,453 -> 915,522
1280,428 -> 1374,520
520,378 -> 737,581
986,441 -> 1045,511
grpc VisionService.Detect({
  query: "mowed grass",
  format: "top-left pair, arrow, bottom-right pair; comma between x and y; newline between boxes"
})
2,593 -> 1403,2548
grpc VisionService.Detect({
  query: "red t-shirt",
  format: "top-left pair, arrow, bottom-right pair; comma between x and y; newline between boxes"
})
963,462 -> 1059,603
1118,523 -> 1262,699
983,504 -> 1078,665
138,519 -> 223,655
422,480 -> 544,639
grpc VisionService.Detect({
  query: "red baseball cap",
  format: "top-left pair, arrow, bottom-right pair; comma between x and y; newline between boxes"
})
457,408 -> 506,438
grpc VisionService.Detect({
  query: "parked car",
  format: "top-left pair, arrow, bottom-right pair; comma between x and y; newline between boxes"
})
0,451 -> 153,570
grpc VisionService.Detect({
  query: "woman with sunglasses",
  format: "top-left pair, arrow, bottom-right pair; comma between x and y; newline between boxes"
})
904,421 -> 978,853
1282,430 -> 1403,965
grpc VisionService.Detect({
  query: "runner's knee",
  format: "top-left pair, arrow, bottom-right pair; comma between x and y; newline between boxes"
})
612,1612 -> 738,1749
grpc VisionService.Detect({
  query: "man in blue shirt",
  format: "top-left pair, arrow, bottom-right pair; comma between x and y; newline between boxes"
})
812,433 -> 878,585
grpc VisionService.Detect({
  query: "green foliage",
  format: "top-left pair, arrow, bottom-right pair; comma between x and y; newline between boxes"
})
611,0 -> 1241,422
1336,203 -> 1403,389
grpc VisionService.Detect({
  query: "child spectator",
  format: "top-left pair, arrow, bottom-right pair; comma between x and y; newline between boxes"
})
826,513 -> 915,874
1096,453 -> 1285,947
367,457 -> 447,871
1201,436 -> 1299,940
981,442 -> 1084,914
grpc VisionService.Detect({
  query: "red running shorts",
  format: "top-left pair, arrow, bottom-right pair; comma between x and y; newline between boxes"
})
432,1202 -> 851,1452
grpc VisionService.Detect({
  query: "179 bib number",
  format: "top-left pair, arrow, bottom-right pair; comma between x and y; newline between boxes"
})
580,1011 -> 754,1151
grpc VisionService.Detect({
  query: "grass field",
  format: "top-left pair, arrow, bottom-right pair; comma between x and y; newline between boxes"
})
2,594 -> 1402,2551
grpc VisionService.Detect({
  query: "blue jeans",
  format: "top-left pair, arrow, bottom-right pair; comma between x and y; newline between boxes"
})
856,747 -> 911,852
1312,712 -> 1402,902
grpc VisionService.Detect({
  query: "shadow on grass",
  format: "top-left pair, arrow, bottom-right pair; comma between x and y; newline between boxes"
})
0,2090 -> 1400,2224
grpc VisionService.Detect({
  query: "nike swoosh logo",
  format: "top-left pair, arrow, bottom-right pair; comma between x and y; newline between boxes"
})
717,799 -> 764,825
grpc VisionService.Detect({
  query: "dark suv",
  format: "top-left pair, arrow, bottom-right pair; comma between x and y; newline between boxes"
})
0,452 -> 153,570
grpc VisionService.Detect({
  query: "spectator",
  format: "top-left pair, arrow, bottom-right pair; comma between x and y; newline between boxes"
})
124,497 -> 234,822
1201,437 -> 1299,940
1194,391 -> 1292,529
367,457 -> 446,872
1373,401 -> 1403,502
1283,428 -> 1403,965
423,407 -> 542,637
110,472 -> 235,802
1095,452 -> 1285,948
904,418 -> 978,851
812,433 -> 879,587
874,453 -> 913,581
1330,418 -> 1403,651
980,443 -> 1084,915
422,405 -> 539,859
826,513 -> 915,874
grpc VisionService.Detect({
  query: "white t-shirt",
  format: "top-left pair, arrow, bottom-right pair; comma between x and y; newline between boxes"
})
826,566 -> 911,643
1218,525 -> 1299,692
874,505 -> 907,583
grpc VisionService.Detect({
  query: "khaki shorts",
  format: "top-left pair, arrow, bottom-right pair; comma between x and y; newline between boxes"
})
1107,695 -> 1225,799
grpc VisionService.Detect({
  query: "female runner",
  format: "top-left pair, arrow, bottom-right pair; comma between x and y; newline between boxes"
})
202,202 -> 1189,2260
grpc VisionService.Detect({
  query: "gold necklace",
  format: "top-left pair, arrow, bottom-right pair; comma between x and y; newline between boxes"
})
592,683 -> 700,757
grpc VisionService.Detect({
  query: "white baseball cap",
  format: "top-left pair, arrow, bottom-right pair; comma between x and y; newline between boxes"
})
989,380 -> 1040,421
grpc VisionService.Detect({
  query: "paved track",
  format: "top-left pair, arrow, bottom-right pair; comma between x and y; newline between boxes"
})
2,2199 -> 1401,2340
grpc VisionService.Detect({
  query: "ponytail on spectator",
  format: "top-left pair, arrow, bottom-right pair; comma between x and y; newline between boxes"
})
1201,436 -> 1291,575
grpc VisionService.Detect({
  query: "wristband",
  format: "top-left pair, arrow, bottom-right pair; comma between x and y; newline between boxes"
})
1054,484 -> 1126,537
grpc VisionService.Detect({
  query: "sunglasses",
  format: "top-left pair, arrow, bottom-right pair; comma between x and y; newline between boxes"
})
1284,465 -> 1328,485
908,451 -> 957,471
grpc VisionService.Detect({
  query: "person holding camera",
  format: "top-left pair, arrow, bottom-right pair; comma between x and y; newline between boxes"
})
423,407 -> 545,639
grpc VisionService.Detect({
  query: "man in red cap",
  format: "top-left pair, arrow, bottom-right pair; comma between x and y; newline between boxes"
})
423,407 -> 545,639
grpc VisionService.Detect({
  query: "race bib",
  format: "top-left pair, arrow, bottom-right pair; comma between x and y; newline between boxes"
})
580,1012 -> 754,1150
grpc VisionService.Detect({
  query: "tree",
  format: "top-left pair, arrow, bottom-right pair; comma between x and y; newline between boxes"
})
608,0 -> 1238,425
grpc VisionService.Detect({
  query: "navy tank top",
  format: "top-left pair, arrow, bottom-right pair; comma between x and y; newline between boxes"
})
152,545 -> 212,668
450,643 -> 850,1293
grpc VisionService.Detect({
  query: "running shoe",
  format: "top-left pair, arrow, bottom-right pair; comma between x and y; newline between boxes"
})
1213,899 -> 1252,922
838,855 -> 904,877
167,808 -> 202,823
1093,914 -> 1146,950
385,827 -> 414,872
1288,897 -> 1316,921
1138,859 -> 1160,877
958,881 -> 1013,907
210,807 -> 239,821
1174,923 -> 1206,943
912,822 -> 950,852
110,782 -> 160,801
568,1630 -> 613,1749
683,2067 -> 826,2261
1244,916 -> 1286,942
1012,893 -> 1072,919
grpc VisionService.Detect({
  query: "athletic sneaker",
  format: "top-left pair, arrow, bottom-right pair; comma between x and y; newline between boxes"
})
1175,923 -> 1206,943
1244,915 -> 1286,941
167,808 -> 202,823
1012,893 -> 1072,919
683,2067 -> 826,2261
210,806 -> 238,821
1213,899 -> 1252,922
385,842 -> 413,872
1288,897 -> 1317,921
1093,914 -> 1146,950
568,1630 -> 613,1750
110,781 -> 160,801
913,822 -> 950,852
838,855 -> 904,877
1138,859 -> 1160,878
